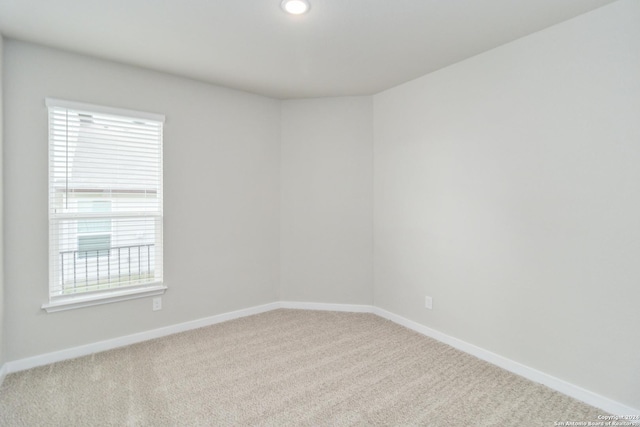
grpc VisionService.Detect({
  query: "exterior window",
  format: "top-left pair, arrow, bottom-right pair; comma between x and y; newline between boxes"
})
77,200 -> 112,258
45,98 -> 165,312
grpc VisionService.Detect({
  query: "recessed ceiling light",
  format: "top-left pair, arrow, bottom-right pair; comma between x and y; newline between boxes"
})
281,0 -> 311,15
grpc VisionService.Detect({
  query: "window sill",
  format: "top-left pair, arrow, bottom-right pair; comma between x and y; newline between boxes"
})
42,284 -> 167,313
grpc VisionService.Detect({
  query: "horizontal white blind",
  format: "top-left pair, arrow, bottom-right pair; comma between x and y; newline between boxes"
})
48,99 -> 164,299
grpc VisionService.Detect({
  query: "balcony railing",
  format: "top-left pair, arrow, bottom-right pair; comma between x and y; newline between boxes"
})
59,243 -> 155,293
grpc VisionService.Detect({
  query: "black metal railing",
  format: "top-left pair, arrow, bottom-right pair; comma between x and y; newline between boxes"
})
59,243 -> 155,291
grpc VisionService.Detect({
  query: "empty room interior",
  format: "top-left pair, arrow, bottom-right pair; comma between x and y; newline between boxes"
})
0,0 -> 639,425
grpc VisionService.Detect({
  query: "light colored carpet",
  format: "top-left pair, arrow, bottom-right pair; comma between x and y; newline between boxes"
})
0,309 -> 604,426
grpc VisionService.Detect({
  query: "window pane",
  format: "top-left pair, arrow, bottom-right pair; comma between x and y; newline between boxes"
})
78,200 -> 112,233
77,235 -> 111,258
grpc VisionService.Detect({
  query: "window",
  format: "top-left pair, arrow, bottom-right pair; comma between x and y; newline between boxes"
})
44,99 -> 165,312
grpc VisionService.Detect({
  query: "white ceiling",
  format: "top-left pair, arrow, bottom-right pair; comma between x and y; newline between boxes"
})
0,0 -> 617,99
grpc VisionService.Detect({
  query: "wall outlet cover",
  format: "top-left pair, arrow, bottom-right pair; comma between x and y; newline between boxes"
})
425,296 -> 433,310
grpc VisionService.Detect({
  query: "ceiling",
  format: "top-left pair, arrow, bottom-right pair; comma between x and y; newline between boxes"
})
0,0 -> 617,99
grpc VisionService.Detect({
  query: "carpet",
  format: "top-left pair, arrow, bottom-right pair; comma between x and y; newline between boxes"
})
0,309 -> 604,426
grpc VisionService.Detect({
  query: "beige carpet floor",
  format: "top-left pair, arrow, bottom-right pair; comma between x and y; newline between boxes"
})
0,309 -> 604,426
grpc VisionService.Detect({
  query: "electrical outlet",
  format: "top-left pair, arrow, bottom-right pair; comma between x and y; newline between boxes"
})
152,297 -> 162,311
425,296 -> 433,310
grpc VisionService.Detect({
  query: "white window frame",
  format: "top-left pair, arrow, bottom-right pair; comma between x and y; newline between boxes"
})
43,98 -> 166,313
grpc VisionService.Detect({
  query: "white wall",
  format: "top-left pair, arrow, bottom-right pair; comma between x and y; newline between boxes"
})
3,40 -> 281,361
374,0 -> 640,409
280,97 -> 373,304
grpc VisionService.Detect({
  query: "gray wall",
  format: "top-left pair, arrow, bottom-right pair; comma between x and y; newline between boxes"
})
2,0 -> 639,411
0,35 -> 4,366
3,40 -> 281,360
280,98 -> 373,304
373,0 -> 640,409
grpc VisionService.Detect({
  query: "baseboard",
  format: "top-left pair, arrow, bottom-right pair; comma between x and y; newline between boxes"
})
0,363 -> 7,388
3,301 -> 638,418
4,301 -> 281,374
280,301 -> 374,313
372,307 -> 640,418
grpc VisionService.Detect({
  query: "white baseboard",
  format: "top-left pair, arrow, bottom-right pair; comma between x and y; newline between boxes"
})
280,301 -> 374,313
0,363 -> 7,388
4,302 -> 280,374
372,307 -> 639,418
3,301 -> 638,418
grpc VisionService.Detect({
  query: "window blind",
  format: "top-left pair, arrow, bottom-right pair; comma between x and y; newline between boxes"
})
47,98 -> 164,300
